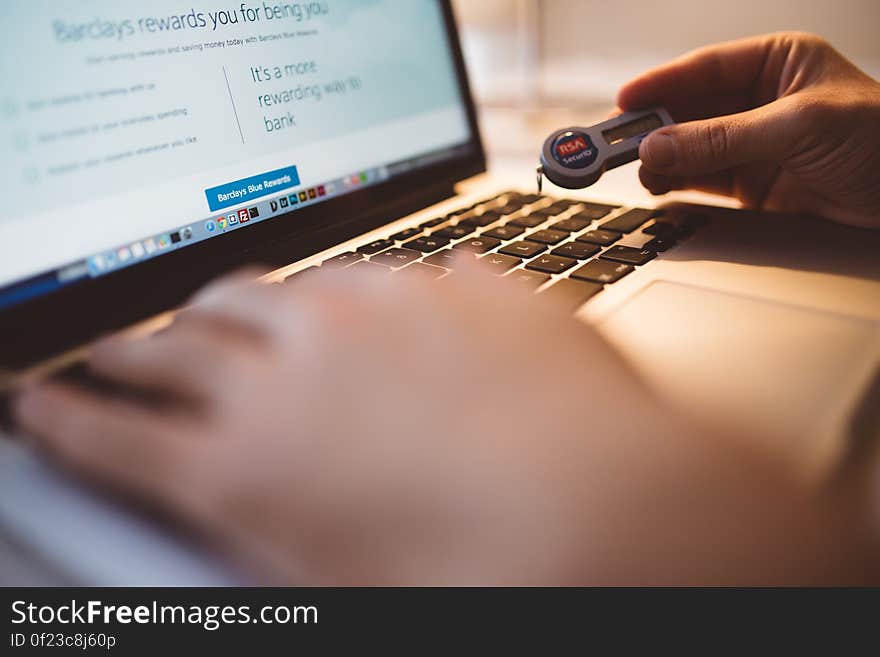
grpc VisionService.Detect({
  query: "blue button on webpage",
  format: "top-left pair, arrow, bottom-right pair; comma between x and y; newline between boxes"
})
205,165 -> 300,212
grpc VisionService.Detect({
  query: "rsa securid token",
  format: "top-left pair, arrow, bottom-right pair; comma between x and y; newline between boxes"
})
537,107 -> 674,191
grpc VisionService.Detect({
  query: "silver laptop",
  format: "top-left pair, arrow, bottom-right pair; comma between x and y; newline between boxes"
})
1,0 -> 879,585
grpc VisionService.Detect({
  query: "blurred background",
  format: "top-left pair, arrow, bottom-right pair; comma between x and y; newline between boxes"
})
451,0 -> 880,162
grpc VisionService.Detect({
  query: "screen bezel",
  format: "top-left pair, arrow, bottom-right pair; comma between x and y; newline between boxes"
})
0,0 -> 485,369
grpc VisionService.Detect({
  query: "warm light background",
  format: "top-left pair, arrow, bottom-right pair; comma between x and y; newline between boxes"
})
453,0 -> 880,105
451,0 -> 880,162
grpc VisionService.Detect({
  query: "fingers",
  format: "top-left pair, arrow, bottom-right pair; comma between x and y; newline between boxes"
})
621,33 -> 823,181
639,161 -> 785,210
89,326 -> 249,405
639,166 -> 734,198
618,35 -> 773,112
187,266 -> 273,307
184,265 -> 393,353
12,383 -> 201,514
637,98 -> 806,177
176,266 -> 292,341
186,274 -> 304,340
180,263 -> 397,354
83,268 -> 287,405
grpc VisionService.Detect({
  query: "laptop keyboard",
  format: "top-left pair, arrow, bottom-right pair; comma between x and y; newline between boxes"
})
0,192 -> 710,429
289,191 -> 711,310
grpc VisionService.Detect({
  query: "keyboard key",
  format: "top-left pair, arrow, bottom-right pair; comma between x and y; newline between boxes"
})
551,242 -> 600,260
499,240 -> 547,258
571,259 -> 633,284
445,208 -> 473,221
483,224 -> 525,241
576,229 -> 620,246
322,252 -> 363,268
460,210 -> 502,227
518,193 -> 545,204
389,227 -> 421,241
551,199 -> 582,210
571,202 -> 617,220
453,236 -> 502,254
480,252 -> 521,273
540,279 -> 603,309
370,247 -> 422,268
419,217 -> 446,229
642,221 -> 679,237
357,238 -> 395,255
600,245 -> 656,266
423,249 -> 473,269
284,266 -> 321,284
644,237 -> 676,252
397,262 -> 447,279
500,202 -> 525,215
404,236 -> 450,253
497,197 -> 525,212
526,229 -> 568,245
506,269 -> 550,288
526,254 -> 577,275
348,260 -> 391,274
551,217 -> 591,232
434,224 -> 475,239
508,213 -> 547,228
600,208 -> 657,233
529,206 -> 564,218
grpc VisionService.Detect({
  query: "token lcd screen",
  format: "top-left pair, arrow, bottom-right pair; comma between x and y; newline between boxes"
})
602,113 -> 663,145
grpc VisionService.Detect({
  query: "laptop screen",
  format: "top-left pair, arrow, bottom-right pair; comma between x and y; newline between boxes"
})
0,0 -> 472,308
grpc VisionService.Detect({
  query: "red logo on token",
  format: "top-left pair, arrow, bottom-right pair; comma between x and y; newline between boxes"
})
552,131 -> 597,169
556,136 -> 588,157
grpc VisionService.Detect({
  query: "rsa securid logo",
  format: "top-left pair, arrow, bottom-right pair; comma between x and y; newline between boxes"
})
552,131 -> 597,169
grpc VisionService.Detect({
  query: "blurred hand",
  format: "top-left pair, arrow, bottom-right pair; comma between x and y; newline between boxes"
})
619,32 -> 880,228
12,264 -> 875,584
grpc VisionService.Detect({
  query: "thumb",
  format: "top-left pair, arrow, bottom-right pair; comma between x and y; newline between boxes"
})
639,101 -> 803,176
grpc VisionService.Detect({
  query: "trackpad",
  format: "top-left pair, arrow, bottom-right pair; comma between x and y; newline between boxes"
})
596,281 -> 880,479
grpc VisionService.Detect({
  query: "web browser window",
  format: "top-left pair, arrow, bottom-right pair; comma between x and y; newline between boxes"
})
0,0 -> 471,305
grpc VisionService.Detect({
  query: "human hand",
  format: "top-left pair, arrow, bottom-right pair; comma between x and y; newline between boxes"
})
619,32 -> 880,228
11,264 -> 874,584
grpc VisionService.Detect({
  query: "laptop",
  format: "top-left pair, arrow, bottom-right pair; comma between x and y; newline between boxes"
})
1,0 -> 879,585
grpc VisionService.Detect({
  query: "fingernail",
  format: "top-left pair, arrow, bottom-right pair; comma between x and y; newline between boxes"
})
642,132 -> 676,169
